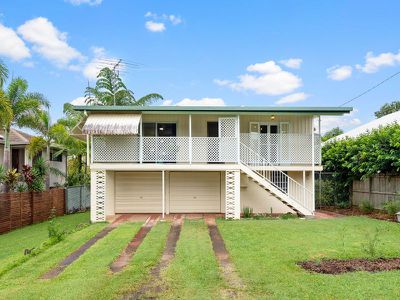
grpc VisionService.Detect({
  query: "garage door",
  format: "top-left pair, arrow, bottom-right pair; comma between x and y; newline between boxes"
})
169,172 -> 221,213
115,172 -> 162,213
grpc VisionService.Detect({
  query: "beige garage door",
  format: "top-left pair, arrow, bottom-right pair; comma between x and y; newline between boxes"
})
169,172 -> 221,213
115,172 -> 162,213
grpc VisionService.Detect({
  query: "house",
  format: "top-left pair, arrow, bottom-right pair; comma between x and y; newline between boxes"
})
73,105 -> 352,222
0,128 -> 67,187
326,110 -> 400,143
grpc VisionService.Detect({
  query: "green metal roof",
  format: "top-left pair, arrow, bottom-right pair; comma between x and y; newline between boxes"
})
73,105 -> 352,115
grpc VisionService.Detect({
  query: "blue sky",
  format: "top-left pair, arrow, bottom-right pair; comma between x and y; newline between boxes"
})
1,0 -> 400,132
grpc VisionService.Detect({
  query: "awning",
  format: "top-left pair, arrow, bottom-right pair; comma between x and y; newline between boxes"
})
82,114 -> 141,135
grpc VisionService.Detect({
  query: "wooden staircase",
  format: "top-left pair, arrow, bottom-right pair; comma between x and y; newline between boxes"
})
240,143 -> 314,217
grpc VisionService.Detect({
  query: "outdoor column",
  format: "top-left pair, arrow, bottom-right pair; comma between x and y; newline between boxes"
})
225,170 -> 241,219
90,169 -> 106,223
311,116 -> 315,213
139,117 -> 143,163
236,115 -> 240,163
86,134 -> 90,167
303,170 -> 306,205
90,135 -> 94,164
162,170 -> 165,219
189,114 -> 192,164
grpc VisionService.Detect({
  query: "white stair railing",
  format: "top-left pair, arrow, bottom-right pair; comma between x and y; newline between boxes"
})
240,142 -> 314,213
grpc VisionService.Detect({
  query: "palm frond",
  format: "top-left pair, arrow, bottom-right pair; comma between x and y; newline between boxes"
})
135,93 -> 163,106
0,59 -> 9,89
27,136 -> 47,158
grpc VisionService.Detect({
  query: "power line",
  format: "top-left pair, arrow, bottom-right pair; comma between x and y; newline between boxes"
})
340,70 -> 400,107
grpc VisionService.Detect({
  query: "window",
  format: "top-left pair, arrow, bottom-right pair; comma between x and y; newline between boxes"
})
142,122 -> 176,137
50,149 -> 63,162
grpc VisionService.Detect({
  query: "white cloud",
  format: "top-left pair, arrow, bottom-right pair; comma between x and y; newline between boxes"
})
327,65 -> 352,81
320,109 -> 361,133
0,23 -> 30,61
66,0 -> 103,6
356,50 -> 400,73
215,60 -> 302,96
144,12 -> 182,32
82,46 -> 121,80
163,97 -> 225,106
276,92 -> 309,105
145,21 -> 166,32
17,17 -> 84,68
70,96 -> 86,105
280,58 -> 302,69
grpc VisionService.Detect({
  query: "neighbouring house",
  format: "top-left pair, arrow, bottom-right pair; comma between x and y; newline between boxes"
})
72,105 -> 352,222
0,128 -> 67,187
326,110 -> 400,143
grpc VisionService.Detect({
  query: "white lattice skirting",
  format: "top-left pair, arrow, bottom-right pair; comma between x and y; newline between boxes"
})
91,170 -> 106,222
225,170 -> 241,219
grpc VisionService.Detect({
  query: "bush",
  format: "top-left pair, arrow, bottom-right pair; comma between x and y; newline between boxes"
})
47,208 -> 65,243
242,207 -> 253,218
359,200 -> 374,214
280,212 -> 297,220
382,200 -> 400,215
336,201 -> 351,209
5,169 -> 20,191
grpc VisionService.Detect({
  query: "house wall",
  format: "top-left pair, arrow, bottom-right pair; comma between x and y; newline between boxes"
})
48,151 -> 67,187
105,171 -> 115,216
141,113 -> 313,136
240,173 -> 295,214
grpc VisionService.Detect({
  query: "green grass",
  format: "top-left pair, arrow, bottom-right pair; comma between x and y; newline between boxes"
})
0,220 -> 171,300
217,216 -> 400,299
0,212 -> 90,274
161,220 -> 225,299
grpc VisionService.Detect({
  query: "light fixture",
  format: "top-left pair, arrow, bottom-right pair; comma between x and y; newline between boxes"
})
270,115 -> 275,120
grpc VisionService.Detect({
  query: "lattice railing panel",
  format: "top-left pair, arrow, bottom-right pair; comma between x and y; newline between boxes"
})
94,170 -> 106,222
93,136 -> 139,162
191,137 -> 237,162
225,170 -> 240,219
142,137 -> 189,162
241,133 -> 321,165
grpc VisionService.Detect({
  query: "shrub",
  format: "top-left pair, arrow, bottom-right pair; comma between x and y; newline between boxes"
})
47,208 -> 65,243
5,169 -> 20,191
361,227 -> 381,258
242,207 -> 253,218
382,200 -> 400,215
336,201 -> 351,209
15,182 -> 27,192
280,212 -> 297,220
359,200 -> 374,214
0,164 -> 6,185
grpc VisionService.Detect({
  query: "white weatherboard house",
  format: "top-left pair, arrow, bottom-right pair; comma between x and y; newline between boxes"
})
73,105 -> 352,222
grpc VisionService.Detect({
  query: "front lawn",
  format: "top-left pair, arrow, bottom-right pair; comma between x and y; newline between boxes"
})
218,217 -> 400,299
0,212 -> 90,274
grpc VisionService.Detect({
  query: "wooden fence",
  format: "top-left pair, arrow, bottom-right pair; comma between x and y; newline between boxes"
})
0,188 -> 65,234
353,175 -> 400,208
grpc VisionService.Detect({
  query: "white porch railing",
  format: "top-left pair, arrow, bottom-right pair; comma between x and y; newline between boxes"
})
240,142 -> 314,212
92,134 -> 320,165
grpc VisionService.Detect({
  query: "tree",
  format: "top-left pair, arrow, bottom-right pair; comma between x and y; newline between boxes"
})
322,127 -> 344,142
0,59 -> 8,88
84,67 -> 163,106
375,101 -> 400,118
1,76 -> 49,170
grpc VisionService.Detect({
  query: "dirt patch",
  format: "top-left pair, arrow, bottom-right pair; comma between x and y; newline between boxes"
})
110,215 -> 159,273
298,257 -> 400,274
124,215 -> 183,300
205,216 -> 244,298
322,206 -> 396,222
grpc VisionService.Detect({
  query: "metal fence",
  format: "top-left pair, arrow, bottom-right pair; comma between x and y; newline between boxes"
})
66,185 -> 90,213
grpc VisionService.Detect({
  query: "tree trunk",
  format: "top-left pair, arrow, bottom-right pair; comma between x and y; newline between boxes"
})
45,144 -> 50,190
3,127 -> 11,170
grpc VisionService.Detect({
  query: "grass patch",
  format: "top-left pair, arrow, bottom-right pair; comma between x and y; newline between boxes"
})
160,219 -> 225,300
0,221 -> 171,300
0,212 -> 90,275
217,216 -> 400,299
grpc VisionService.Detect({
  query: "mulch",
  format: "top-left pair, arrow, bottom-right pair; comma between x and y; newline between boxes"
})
298,257 -> 400,274
321,206 -> 396,222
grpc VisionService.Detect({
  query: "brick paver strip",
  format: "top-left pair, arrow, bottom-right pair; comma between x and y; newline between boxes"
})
205,216 -> 244,295
124,214 -> 183,300
110,215 -> 159,273
41,216 -> 127,280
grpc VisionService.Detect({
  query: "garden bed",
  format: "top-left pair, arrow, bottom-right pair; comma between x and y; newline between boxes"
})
321,206 -> 396,222
298,257 -> 400,274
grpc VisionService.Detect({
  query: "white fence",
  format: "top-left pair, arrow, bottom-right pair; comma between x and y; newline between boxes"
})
92,134 -> 320,165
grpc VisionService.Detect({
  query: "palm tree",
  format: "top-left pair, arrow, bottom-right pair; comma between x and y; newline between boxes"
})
0,59 -> 8,88
1,76 -> 49,170
84,67 -> 163,106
